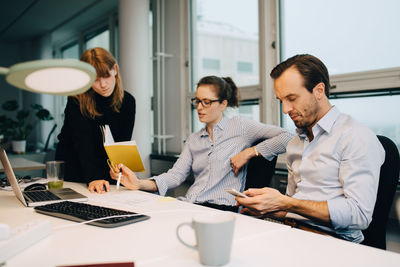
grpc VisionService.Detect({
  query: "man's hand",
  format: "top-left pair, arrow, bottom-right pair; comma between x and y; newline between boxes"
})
230,147 -> 256,175
109,164 -> 140,190
236,187 -> 331,224
88,179 -> 110,194
235,187 -> 287,215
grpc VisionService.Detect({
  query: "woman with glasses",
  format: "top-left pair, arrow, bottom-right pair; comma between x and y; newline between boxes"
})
56,47 -> 136,194
110,76 -> 293,211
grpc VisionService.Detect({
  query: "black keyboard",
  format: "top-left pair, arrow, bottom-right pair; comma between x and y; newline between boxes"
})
24,190 -> 61,201
34,201 -> 150,228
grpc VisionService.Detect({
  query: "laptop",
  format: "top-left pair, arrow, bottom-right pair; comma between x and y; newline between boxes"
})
0,148 -> 88,207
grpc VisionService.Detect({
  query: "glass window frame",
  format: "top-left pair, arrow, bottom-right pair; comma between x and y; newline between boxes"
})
277,0 -> 400,123
60,41 -> 79,59
84,25 -> 110,51
188,0 -> 262,134
54,12 -> 118,60
275,0 -> 400,171
277,0 -> 400,99
237,61 -> 254,73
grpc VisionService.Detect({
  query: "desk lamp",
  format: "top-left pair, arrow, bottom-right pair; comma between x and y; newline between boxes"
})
0,58 -> 96,95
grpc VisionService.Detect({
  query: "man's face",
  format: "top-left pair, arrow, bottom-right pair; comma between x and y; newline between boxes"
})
274,67 -> 320,130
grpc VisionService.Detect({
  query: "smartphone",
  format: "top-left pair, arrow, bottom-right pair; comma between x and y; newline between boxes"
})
225,188 -> 248,198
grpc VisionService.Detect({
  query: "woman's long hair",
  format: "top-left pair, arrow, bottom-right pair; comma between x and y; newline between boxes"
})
74,47 -> 124,119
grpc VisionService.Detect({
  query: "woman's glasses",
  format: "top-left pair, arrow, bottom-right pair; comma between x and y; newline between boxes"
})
191,98 -> 221,108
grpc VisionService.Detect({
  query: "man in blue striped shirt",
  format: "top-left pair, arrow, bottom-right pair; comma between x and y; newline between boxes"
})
110,76 -> 294,210
236,55 -> 385,242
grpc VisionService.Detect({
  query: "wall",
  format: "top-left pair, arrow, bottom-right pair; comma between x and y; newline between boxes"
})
0,43 -> 24,108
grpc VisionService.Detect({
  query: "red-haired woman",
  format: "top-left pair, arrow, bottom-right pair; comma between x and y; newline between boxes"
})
56,47 -> 135,193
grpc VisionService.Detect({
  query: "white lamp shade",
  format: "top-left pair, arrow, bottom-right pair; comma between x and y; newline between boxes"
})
4,59 -> 96,95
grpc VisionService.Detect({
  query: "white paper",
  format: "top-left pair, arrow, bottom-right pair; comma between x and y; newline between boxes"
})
89,190 -> 155,207
100,124 -> 115,144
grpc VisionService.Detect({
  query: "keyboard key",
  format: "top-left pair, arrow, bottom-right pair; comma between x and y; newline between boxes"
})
24,190 -> 60,202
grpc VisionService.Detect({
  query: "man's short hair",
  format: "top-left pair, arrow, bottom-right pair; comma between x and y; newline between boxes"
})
270,54 -> 330,97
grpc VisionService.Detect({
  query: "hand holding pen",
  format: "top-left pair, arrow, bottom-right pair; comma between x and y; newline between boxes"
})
107,159 -> 121,190
108,160 -> 141,190
116,169 -> 122,190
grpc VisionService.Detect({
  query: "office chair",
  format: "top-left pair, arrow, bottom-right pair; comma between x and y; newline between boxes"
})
244,144 -> 277,190
361,135 -> 400,250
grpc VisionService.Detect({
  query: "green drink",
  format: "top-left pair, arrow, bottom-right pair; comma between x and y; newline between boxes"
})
46,161 -> 65,190
48,180 -> 64,189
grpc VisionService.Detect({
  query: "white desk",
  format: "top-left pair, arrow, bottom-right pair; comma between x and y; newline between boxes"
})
0,157 -> 45,172
1,182 -> 399,267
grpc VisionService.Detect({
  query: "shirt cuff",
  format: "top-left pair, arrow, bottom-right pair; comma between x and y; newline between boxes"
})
152,176 -> 168,196
255,143 -> 275,161
327,197 -> 352,229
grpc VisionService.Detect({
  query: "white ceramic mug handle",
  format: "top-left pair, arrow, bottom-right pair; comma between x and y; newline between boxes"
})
176,222 -> 197,250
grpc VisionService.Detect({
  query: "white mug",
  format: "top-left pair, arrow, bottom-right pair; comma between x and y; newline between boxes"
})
176,213 -> 235,266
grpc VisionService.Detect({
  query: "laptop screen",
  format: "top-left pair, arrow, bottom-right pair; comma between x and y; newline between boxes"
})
0,148 -> 28,206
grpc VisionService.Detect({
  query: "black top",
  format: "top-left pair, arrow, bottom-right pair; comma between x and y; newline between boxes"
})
55,91 -> 135,184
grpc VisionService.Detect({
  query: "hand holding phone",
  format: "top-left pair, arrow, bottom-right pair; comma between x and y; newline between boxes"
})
225,188 -> 248,198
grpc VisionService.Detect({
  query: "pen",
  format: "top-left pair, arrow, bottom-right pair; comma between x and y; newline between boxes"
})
107,159 -> 122,190
116,170 -> 122,190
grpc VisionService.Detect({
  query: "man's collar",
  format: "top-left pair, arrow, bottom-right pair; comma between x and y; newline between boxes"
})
296,106 -> 340,138
315,106 -> 340,134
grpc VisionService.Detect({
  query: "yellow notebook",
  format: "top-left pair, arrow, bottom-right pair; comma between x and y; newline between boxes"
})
100,125 -> 145,172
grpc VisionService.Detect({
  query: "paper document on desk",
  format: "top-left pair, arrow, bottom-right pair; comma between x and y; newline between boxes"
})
90,191 -> 154,207
100,125 -> 145,172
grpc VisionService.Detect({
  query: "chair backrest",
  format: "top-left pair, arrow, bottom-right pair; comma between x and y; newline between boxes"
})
361,135 -> 400,249
244,150 -> 277,190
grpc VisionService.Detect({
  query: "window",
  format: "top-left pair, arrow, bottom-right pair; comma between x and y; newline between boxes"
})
238,99 -> 260,121
61,43 -> 79,59
237,61 -> 253,73
331,92 -> 400,152
202,58 -> 220,71
190,0 -> 259,132
280,0 -> 400,75
85,29 -> 110,51
279,0 -> 400,149
191,0 -> 259,88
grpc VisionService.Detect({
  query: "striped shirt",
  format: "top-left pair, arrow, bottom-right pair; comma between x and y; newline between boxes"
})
152,116 -> 294,205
